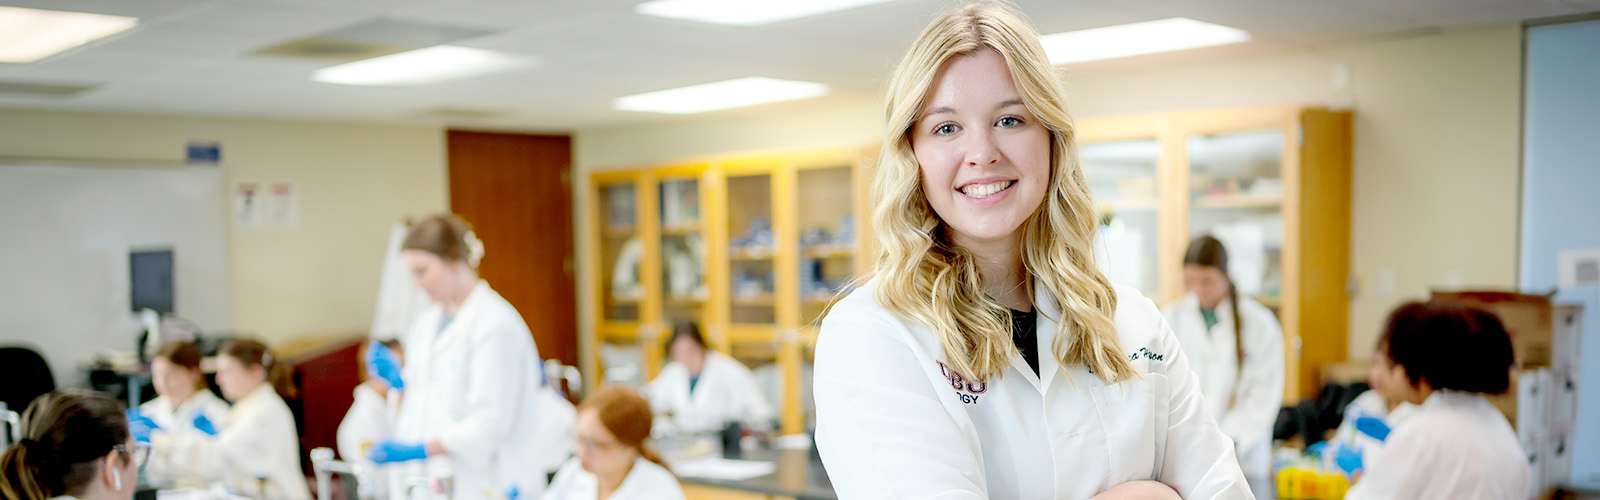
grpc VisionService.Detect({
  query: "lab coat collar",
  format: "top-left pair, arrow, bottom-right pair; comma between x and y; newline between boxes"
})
1024,282 -> 1063,394
433,280 -> 493,349
1423,390 -> 1487,410
1177,292 -> 1236,335
236,382 -> 277,409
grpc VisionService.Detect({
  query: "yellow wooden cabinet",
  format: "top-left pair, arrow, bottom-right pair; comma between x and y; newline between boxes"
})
584,147 -> 872,434
1078,106 -> 1353,399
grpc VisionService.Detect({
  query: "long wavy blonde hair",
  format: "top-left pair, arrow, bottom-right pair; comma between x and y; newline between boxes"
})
869,1 -> 1138,384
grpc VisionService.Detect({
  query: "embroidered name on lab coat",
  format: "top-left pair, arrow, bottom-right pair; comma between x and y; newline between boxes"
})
935,360 -> 987,405
1129,347 -> 1166,362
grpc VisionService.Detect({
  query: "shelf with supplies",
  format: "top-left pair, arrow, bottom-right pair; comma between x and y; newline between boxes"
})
583,147 -> 873,434
1077,106 -> 1352,400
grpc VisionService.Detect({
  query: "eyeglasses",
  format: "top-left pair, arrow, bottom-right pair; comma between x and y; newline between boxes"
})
574,433 -> 622,453
114,442 -> 152,470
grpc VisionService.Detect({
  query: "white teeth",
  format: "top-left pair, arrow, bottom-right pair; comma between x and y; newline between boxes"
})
960,181 -> 1012,198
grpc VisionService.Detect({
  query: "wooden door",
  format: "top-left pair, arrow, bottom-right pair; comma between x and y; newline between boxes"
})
447,130 -> 578,369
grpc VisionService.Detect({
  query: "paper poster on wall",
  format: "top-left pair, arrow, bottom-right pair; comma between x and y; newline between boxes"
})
234,181 -> 262,227
1559,248 -> 1600,289
269,182 -> 298,229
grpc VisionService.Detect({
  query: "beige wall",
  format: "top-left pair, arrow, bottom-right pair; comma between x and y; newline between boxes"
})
0,108 -> 448,347
571,24 -> 1524,365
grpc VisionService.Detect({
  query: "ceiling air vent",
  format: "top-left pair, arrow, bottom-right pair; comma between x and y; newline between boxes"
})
0,80 -> 100,98
251,18 -> 496,62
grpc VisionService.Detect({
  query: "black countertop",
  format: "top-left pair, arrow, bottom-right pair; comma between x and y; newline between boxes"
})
677,448 -> 836,500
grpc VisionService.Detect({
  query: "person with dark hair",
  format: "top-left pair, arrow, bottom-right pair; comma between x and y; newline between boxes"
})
1161,235 -> 1285,481
542,386 -> 683,500
150,338 -> 311,499
642,320 -> 771,433
1344,301 -> 1529,500
130,340 -> 230,486
0,390 -> 144,500
374,213 -> 548,500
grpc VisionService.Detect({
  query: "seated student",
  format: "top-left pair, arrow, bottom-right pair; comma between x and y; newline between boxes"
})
1,390 -> 144,500
1326,338 -> 1421,475
136,338 -> 312,499
1344,301 -> 1529,500
543,386 -> 683,500
337,339 -> 405,499
133,340 -> 231,487
643,321 -> 772,433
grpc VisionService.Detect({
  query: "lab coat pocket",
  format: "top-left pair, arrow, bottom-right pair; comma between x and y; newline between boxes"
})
1089,374 -> 1171,481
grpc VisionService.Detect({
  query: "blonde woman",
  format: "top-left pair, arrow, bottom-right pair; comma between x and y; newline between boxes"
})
812,3 -> 1253,499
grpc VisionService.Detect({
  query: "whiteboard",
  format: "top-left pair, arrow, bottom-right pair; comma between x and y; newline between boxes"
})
0,164 -> 231,386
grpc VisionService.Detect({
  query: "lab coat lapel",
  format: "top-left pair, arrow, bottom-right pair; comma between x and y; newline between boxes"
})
432,281 -> 490,353
1034,285 -> 1063,394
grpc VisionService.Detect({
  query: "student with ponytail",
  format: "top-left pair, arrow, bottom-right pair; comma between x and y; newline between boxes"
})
811,3 -> 1250,498
542,386 -> 682,500
1162,235 -> 1286,481
1,390 -> 143,500
148,338 -> 311,499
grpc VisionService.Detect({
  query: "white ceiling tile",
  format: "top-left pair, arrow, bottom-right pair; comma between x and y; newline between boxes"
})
0,0 -> 1571,129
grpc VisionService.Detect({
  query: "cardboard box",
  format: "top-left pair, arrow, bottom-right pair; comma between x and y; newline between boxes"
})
1431,290 -> 1556,368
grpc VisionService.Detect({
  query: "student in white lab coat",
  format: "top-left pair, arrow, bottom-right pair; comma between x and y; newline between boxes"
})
370,214 -> 546,500
813,4 -> 1252,499
134,341 -> 231,487
1325,337 -> 1420,475
1344,302 -> 1529,500
0,390 -> 143,500
338,339 -> 405,499
543,386 -> 683,500
145,339 -> 311,499
1161,235 -> 1285,480
644,321 -> 772,433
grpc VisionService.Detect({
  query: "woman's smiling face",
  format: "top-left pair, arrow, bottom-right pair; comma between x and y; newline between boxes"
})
911,48 -> 1051,248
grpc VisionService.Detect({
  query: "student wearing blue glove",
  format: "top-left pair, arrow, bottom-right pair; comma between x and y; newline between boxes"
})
151,339 -> 310,499
379,214 -> 547,500
338,339 -> 406,499
136,341 -> 230,487
1344,302 -> 1529,500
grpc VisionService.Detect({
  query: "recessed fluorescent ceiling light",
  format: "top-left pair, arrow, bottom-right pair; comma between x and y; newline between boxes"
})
1040,18 -> 1249,65
312,45 -> 529,86
0,6 -> 137,63
615,77 -> 828,114
636,0 -> 893,27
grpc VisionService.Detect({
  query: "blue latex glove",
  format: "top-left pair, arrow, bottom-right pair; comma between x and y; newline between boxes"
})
1355,416 -> 1392,442
366,440 -> 428,464
126,409 -> 159,443
366,341 -> 405,390
505,486 -> 519,500
1335,443 -> 1364,475
192,413 -> 219,436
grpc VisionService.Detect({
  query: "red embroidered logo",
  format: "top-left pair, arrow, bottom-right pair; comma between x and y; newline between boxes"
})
936,360 -> 987,404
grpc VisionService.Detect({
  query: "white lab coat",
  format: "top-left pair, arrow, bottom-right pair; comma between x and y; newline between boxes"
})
540,457 -> 684,500
372,223 -> 430,341
535,387 -> 577,474
1344,390 -> 1529,500
390,281 -> 546,500
1328,390 -> 1416,469
645,351 -> 773,433
815,279 -> 1252,499
1162,293 -> 1285,479
152,384 -> 311,499
141,390 -> 231,486
338,384 -> 399,498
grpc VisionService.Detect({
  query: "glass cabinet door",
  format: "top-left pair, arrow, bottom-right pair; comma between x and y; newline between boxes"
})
726,173 -> 777,326
1081,139 -> 1161,298
658,177 -> 706,325
795,165 -> 857,326
598,181 -> 641,323
1187,129 -> 1286,308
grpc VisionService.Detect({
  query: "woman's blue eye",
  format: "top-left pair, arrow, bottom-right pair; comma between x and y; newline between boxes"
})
998,116 -> 1023,127
934,123 -> 958,135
